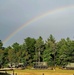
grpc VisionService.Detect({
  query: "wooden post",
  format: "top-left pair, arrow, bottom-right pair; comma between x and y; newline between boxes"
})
15,73 -> 17,75
42,73 -> 44,75
13,69 -> 14,75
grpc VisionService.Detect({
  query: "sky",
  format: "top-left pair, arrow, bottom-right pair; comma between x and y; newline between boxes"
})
0,0 -> 74,47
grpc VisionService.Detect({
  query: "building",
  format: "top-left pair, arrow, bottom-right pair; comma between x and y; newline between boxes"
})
8,63 -> 25,69
65,63 -> 74,70
33,62 -> 48,69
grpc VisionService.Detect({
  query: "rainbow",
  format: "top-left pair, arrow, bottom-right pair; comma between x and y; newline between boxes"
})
3,5 -> 74,45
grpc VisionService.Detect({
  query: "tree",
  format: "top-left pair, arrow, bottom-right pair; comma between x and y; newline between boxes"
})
20,44 -> 30,67
12,42 -> 20,52
56,38 -> 70,66
67,39 -> 74,62
11,42 -> 20,64
24,37 -> 36,65
7,47 -> 15,65
43,34 -> 56,66
35,36 -> 44,62
1,35 -> 74,68
0,40 -> 5,68
0,40 -> 3,49
0,49 -> 4,68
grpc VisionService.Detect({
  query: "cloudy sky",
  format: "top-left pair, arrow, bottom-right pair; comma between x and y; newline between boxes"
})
0,0 -> 74,47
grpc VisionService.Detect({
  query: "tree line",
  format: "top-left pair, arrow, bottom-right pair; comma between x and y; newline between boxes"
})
0,34 -> 74,68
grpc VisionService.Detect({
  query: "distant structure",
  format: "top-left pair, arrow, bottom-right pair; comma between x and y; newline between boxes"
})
33,62 -> 48,69
65,63 -> 74,70
8,63 -> 25,69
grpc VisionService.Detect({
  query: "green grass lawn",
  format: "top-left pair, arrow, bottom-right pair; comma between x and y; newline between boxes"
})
9,69 -> 74,75
14,69 -> 74,73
